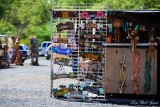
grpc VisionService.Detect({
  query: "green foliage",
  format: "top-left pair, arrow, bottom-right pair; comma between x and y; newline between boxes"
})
0,0 -> 160,47
0,19 -> 17,34
20,35 -> 32,46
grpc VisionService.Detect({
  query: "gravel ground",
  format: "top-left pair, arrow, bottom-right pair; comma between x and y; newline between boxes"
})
0,57 -> 135,107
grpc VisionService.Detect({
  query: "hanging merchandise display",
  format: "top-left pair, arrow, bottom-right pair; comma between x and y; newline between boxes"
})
104,11 -> 160,102
148,28 -> 156,57
143,28 -> 156,93
133,51 -> 140,95
50,8 -> 160,104
56,22 -> 74,32
128,25 -> 140,51
78,10 -> 106,100
113,19 -> 122,43
51,18 -> 77,98
119,50 -> 126,94
144,50 -> 152,93
30,37 -> 39,65
50,9 -> 106,101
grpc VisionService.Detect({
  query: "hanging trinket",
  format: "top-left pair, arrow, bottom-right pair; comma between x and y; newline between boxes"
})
119,50 -> 126,94
144,50 -> 152,93
128,25 -> 140,51
133,51 -> 140,95
148,29 -> 155,57
113,19 -> 121,43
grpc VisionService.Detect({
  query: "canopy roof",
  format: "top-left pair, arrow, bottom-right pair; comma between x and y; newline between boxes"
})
51,9 -> 160,25
107,10 -> 160,25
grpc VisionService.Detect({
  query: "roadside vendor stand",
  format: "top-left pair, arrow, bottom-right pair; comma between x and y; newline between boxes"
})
50,6 -> 160,105
104,10 -> 160,100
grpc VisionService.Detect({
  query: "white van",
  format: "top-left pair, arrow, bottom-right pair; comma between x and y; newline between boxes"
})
39,41 -> 51,56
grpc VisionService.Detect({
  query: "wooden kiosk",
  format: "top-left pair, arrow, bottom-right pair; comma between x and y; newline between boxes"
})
50,8 -> 160,105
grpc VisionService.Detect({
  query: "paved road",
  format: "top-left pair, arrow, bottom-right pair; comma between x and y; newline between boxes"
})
0,57 -> 131,107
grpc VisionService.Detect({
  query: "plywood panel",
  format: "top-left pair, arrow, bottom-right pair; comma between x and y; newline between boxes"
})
105,48 -> 157,95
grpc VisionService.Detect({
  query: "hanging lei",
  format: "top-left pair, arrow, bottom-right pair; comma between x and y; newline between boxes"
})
119,50 -> 126,93
133,51 -> 140,95
144,50 -> 152,93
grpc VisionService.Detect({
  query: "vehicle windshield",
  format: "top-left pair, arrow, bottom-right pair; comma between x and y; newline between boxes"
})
19,45 -> 23,50
25,45 -> 29,50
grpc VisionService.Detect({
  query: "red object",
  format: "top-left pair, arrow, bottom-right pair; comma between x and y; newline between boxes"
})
46,51 -> 48,55
133,51 -> 140,95
96,10 -> 105,18
81,11 -> 89,19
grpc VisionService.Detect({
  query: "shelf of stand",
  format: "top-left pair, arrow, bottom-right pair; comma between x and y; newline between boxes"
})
103,43 -> 157,48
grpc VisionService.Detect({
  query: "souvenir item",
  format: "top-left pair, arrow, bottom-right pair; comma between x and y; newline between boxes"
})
80,34 -> 103,40
144,50 -> 152,93
30,37 -> 39,65
119,50 -> 126,94
52,45 -> 72,55
14,36 -> 23,65
133,51 -> 140,95
106,34 -> 113,43
56,22 -> 74,31
67,29 -> 77,50
96,10 -> 105,18
128,25 -> 140,51
113,19 -> 121,43
81,11 -> 89,19
148,29 -> 155,57
86,21 -> 97,28
53,11 -> 78,18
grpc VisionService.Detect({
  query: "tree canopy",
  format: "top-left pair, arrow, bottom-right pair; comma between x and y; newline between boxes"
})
0,0 -> 160,46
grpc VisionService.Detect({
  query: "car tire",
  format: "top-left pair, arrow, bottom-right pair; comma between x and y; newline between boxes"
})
46,55 -> 50,60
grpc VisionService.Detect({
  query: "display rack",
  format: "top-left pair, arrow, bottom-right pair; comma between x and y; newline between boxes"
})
50,3 -> 107,100
49,3 -> 160,104
104,10 -> 160,100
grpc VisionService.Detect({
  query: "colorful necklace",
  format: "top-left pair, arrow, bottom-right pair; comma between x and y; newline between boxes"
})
133,51 -> 140,95
119,50 -> 126,93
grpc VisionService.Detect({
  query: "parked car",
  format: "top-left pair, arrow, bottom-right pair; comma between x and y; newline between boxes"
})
39,41 -> 51,56
19,44 -> 30,60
